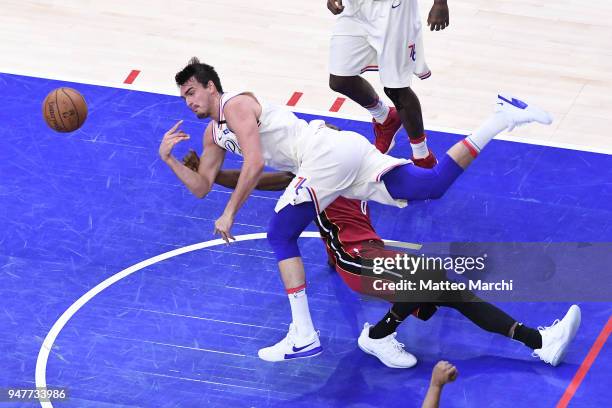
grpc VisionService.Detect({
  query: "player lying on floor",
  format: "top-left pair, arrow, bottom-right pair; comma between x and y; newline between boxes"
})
182,146 -> 581,368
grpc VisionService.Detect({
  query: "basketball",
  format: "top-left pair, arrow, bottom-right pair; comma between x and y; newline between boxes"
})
42,87 -> 88,132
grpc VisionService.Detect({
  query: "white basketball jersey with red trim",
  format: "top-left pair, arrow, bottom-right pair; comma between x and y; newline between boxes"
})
211,91 -> 309,172
212,91 -> 409,213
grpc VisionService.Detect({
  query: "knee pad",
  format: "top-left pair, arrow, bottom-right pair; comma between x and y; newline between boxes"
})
267,223 -> 301,262
267,201 -> 317,262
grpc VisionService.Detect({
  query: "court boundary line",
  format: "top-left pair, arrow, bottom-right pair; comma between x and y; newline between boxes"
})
556,315 -> 612,407
34,232 -> 406,407
34,232 -> 609,406
2,68 -> 611,156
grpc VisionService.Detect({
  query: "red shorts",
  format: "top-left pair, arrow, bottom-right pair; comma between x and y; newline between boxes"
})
331,240 -> 443,320
334,240 -> 399,301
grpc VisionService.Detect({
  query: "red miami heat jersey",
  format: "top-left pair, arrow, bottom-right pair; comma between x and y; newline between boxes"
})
314,196 -> 382,253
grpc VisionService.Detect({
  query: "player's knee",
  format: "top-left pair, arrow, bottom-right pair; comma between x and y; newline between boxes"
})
329,74 -> 352,93
429,180 -> 450,199
429,184 -> 447,199
428,158 -> 463,199
384,87 -> 404,109
384,87 -> 417,111
266,226 -> 288,249
267,226 -> 300,262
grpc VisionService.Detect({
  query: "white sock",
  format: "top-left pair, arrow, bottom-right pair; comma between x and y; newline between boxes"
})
464,112 -> 509,154
410,134 -> 429,159
366,98 -> 389,124
287,285 -> 315,337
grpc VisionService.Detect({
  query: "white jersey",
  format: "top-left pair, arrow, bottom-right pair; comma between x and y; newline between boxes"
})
211,91 -> 410,213
211,92 -> 308,173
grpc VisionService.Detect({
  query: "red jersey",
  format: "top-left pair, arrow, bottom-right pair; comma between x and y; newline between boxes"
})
314,196 -> 382,254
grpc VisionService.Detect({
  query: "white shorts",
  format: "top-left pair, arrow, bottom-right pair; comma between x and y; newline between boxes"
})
275,121 -> 410,213
329,0 -> 431,88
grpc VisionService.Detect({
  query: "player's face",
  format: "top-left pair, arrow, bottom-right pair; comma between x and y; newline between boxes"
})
180,77 -> 213,119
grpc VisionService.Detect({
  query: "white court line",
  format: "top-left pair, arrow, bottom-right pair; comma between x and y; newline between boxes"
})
3,67 -> 612,156
35,231 -> 409,407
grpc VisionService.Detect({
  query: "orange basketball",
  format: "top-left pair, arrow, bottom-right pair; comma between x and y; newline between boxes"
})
42,87 -> 88,132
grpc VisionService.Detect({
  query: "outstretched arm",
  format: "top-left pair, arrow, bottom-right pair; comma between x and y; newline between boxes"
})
214,95 -> 265,242
183,150 -> 294,191
216,169 -> 294,191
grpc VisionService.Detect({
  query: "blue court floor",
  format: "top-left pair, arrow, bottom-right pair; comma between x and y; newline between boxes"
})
0,73 -> 611,407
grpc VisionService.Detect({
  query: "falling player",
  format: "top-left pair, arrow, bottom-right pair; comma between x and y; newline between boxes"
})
159,58 -> 554,362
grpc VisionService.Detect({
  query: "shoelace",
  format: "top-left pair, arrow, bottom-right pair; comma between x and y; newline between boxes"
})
386,333 -> 406,355
285,328 -> 319,348
283,326 -> 298,347
537,318 -> 560,333
532,319 -> 561,359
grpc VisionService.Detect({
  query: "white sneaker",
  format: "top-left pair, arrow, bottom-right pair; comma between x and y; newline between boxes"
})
258,323 -> 322,362
495,94 -> 554,131
533,304 -> 581,366
357,323 -> 417,368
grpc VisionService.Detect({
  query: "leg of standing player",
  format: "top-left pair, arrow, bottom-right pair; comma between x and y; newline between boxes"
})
328,39 -> 402,155
258,201 -> 324,362
377,0 -> 437,166
328,1 -> 418,157
327,0 -> 437,164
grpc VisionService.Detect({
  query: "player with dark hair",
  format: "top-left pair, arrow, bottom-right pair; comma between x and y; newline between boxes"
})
160,57 -> 556,363
175,58 -> 224,98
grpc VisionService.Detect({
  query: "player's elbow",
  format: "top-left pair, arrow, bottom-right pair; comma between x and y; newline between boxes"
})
194,190 -> 207,199
193,187 -> 209,199
193,179 -> 212,199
